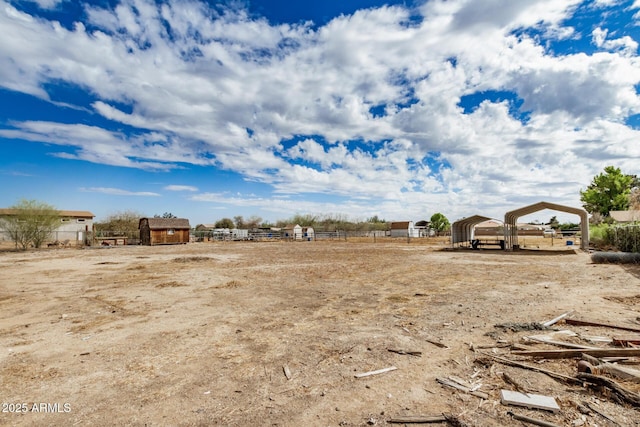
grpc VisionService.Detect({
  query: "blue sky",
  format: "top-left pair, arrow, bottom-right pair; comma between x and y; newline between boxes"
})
1,0 -> 640,226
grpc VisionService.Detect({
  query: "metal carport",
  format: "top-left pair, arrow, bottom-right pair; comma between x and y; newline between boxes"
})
450,215 -> 493,248
504,201 -> 589,250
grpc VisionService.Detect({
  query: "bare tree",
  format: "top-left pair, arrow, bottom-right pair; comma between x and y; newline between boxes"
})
0,199 -> 60,250
629,188 -> 640,210
233,215 -> 246,229
94,210 -> 145,237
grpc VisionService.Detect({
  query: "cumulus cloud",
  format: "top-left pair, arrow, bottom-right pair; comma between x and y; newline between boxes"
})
592,27 -> 638,55
1,0 -> 640,220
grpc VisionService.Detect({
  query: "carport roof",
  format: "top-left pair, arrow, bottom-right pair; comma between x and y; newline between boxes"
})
505,201 -> 588,222
451,215 -> 494,245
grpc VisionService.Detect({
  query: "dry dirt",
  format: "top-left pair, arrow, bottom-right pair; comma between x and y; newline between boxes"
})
1,237 -> 639,427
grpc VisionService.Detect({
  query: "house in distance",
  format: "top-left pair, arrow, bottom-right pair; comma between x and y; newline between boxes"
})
139,217 -> 191,245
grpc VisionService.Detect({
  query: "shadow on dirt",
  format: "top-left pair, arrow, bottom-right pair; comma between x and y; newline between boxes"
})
622,264 -> 640,280
442,247 -> 580,256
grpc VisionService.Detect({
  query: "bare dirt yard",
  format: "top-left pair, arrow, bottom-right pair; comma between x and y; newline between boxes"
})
1,237 -> 640,426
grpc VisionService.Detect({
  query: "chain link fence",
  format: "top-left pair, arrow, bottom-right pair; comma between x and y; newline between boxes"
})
605,224 -> 640,252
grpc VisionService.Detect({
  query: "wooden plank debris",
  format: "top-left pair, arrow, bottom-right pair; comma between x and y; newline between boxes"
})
612,335 -> 640,346
502,372 -> 529,396
580,355 -> 640,382
507,411 -> 562,427
283,365 -> 292,380
542,311 -> 573,328
387,348 -> 422,356
436,377 -> 488,399
577,373 -> 640,407
512,348 -> 640,359
581,401 -> 620,426
354,366 -> 397,378
388,415 -> 448,423
524,330 -> 600,350
425,338 -> 449,349
500,390 -> 560,412
479,352 -> 580,385
565,318 -> 640,333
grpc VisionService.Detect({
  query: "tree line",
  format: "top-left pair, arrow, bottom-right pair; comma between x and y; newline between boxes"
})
1,165 -> 638,250
95,212 -> 451,235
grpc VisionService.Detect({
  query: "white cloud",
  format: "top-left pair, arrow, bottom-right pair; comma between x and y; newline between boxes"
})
80,187 -> 161,196
28,0 -> 66,10
165,185 -> 199,192
1,0 -> 640,221
592,26 -> 638,55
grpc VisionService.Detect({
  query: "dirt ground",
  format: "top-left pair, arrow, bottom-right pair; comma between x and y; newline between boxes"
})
1,237 -> 640,426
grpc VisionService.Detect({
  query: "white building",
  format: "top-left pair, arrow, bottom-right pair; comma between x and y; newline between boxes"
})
389,221 -> 419,238
0,209 -> 95,245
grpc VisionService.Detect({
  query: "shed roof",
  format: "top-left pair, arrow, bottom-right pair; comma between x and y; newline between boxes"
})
390,221 -> 412,229
140,218 -> 191,230
610,210 -> 640,222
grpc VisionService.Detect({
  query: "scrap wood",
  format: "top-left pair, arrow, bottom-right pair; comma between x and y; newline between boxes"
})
578,334 -> 613,344
576,373 -> 640,407
565,318 -> 640,333
388,414 -> 448,423
387,348 -> 422,356
436,377 -> 488,399
478,352 -> 580,385
512,348 -> 640,359
581,401 -> 620,426
542,311 -> 573,328
425,338 -> 449,349
612,336 -> 640,346
507,411 -> 562,427
354,365 -> 397,378
579,354 -> 640,382
502,372 -> 529,396
524,339 -> 598,350
473,342 -> 511,349
447,375 -> 483,392
283,365 -> 292,380
524,330 -> 599,350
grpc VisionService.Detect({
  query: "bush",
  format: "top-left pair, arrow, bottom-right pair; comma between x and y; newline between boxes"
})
589,224 -> 613,249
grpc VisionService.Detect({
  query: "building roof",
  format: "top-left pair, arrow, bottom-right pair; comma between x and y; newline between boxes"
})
516,223 -> 544,230
390,221 -> 412,229
610,210 -> 640,222
0,208 -> 94,218
140,218 -> 191,230
195,224 -> 216,230
474,219 -> 503,228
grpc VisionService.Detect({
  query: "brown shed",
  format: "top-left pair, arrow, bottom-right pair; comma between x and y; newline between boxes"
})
139,218 -> 191,246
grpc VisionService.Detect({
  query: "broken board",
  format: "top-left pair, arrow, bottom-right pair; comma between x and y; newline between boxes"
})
500,389 -> 560,413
